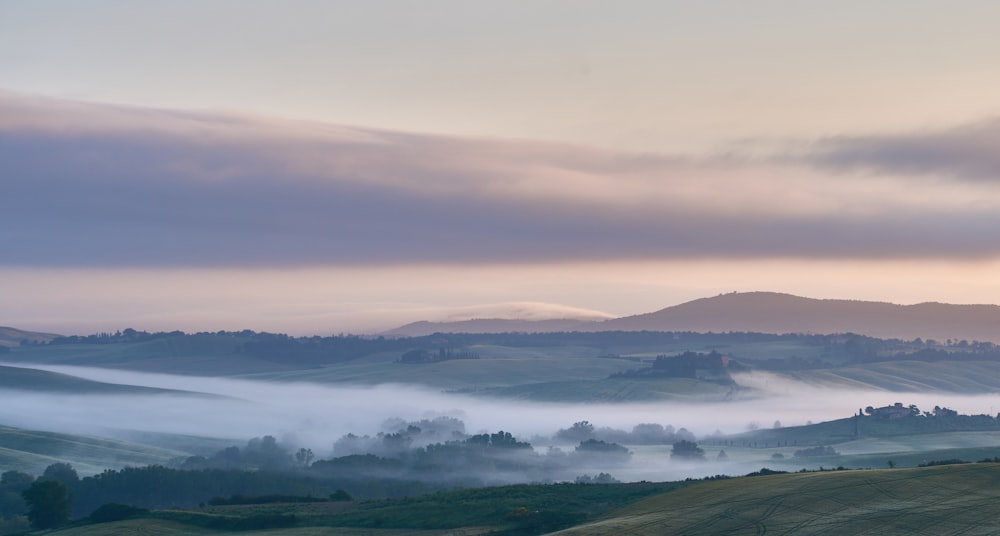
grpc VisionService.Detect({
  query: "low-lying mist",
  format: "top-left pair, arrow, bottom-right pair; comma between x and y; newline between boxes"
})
4,363 -> 1000,482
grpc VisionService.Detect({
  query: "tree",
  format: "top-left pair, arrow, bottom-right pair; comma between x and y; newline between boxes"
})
41,463 -> 79,487
556,421 -> 595,442
670,440 -> 705,461
294,448 -> 314,467
21,480 -> 72,529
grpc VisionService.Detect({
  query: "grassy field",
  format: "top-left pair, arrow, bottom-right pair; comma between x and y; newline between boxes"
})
33,464 -> 1000,535
788,360 -> 1000,391
0,365 -> 203,395
41,518 -> 488,535
0,424 -> 197,475
241,351 -> 647,390
552,463 -> 1000,535
39,481 -> 683,536
8,335 -> 1000,397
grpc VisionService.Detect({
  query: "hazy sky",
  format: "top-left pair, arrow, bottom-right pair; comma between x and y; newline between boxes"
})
3,1 -> 1000,334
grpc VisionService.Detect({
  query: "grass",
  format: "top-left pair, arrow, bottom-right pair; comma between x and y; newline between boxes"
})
10,336 -> 1000,397
0,424 -> 189,475
476,377 -> 735,402
47,518 -> 487,535
37,464 -> 1000,535
551,463 -> 1000,535
0,365 -> 192,394
39,481 -> 683,535
242,352 -> 646,390
788,360 -> 1000,391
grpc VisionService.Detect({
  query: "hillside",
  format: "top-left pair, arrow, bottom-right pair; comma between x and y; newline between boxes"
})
0,423 -> 192,476
0,364 -> 212,395
553,463 -> 1000,535
0,326 -> 61,347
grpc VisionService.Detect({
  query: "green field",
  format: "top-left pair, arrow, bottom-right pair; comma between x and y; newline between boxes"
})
788,360 -> 1000,391
0,365 -> 205,395
0,424 -> 188,475
554,464 -> 1000,535
8,332 -> 1000,398
29,464 -> 1000,535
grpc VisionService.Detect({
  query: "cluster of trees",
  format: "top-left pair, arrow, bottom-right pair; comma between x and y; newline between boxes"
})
178,435 -> 313,471
1,465 -> 76,532
612,350 -> 741,384
399,348 -> 480,364
793,446 -> 839,458
670,440 -> 706,461
554,420 -> 696,445
171,418 -> 640,493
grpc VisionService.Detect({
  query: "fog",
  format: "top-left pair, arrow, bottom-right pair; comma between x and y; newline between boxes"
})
4,363 -> 1000,482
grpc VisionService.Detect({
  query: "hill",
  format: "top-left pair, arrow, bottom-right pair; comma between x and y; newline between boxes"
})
384,292 -> 1000,343
0,423 -> 193,476
0,326 -> 61,347
553,463 -> 1000,535
0,364 -> 214,395
385,318 -> 593,337
596,292 -> 1000,342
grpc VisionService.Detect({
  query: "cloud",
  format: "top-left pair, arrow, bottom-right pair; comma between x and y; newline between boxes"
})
802,118 -> 1000,182
3,91 -> 1000,268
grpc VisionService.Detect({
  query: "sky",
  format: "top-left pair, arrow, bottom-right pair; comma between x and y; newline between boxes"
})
2,1 -> 1000,335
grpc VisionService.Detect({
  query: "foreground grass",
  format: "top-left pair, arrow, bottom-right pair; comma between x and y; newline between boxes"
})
39,481 -> 683,536
553,463 -> 1000,535
38,464 -> 1000,535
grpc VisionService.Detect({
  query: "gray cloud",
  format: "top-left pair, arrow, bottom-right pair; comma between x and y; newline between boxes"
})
3,92 -> 1000,267
803,118 -> 1000,182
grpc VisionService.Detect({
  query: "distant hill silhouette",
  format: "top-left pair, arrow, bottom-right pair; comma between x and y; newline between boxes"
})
384,318 -> 593,337
0,326 -> 62,347
386,292 -> 1000,342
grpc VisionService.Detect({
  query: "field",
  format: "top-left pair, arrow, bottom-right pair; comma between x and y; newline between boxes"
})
0,424 -> 191,476
10,333 -> 1000,398
31,464 -> 1000,535
554,464 -> 1000,535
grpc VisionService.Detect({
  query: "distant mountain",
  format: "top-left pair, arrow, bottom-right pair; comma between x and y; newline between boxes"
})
594,292 -> 1000,342
384,318 -> 593,337
385,292 -> 1000,343
0,326 -> 62,347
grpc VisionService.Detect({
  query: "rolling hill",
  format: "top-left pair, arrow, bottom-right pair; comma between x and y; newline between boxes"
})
0,326 -> 61,347
0,423 -> 193,476
553,463 -> 1000,535
0,364 -> 210,395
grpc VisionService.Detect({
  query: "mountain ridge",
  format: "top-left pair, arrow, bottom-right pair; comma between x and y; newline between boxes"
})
386,292 -> 1000,342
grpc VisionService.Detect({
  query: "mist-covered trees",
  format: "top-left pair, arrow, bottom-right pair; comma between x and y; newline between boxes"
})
670,440 -> 706,461
554,421 -> 695,445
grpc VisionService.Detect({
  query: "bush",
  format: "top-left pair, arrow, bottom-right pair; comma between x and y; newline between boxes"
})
89,503 -> 149,523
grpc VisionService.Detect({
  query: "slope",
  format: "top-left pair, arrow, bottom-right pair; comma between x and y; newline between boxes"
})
552,463 -> 1000,535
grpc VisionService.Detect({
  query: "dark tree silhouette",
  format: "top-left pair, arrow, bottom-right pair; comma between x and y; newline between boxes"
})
41,463 -> 79,487
22,480 -> 72,529
670,440 -> 706,461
